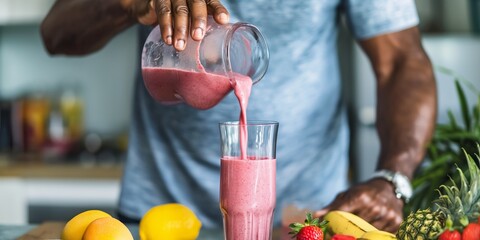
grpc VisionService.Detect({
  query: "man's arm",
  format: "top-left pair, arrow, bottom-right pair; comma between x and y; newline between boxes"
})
316,27 -> 436,232
41,0 -> 229,55
360,27 -> 436,180
41,0 -> 137,55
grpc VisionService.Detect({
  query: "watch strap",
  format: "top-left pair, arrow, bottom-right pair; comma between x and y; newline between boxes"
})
371,170 -> 395,182
371,169 -> 412,203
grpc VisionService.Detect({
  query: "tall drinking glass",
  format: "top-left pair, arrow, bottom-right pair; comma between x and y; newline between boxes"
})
219,121 -> 279,240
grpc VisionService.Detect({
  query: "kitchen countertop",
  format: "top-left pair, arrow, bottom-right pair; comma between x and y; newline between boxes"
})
0,224 -> 224,240
0,155 -> 123,179
0,224 -> 286,240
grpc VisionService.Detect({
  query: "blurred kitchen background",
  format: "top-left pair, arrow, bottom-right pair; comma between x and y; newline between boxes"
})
1,0 -> 480,225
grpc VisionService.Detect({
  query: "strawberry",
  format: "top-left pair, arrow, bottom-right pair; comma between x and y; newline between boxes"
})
462,223 -> 480,240
438,229 -> 461,240
331,234 -> 356,240
296,226 -> 324,240
289,213 -> 328,240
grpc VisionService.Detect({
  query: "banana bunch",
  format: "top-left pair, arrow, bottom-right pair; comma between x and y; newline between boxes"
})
324,210 -> 397,240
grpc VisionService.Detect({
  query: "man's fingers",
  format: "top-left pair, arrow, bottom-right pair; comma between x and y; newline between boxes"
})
314,207 -> 330,218
188,0 -> 207,41
382,210 -> 403,232
155,0 -> 173,45
206,0 -> 229,24
359,205 -> 386,227
146,0 -> 227,48
314,195 -> 356,219
171,0 -> 189,50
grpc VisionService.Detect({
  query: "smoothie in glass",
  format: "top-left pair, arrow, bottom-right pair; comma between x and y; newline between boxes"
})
219,121 -> 278,240
220,156 -> 276,239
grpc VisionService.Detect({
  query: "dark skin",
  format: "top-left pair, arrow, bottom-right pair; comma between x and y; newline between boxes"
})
41,0 -> 228,54
41,0 -> 436,233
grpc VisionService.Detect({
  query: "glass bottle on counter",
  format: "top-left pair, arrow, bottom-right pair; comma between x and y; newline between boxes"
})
22,94 -> 51,154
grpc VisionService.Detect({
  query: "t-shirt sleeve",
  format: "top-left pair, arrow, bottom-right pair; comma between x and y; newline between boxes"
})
344,0 -> 419,40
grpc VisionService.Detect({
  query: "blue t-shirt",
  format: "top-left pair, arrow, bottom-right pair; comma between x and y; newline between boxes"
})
119,0 -> 419,228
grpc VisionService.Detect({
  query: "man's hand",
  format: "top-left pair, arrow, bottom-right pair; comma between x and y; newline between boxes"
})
125,0 -> 229,51
315,179 -> 404,233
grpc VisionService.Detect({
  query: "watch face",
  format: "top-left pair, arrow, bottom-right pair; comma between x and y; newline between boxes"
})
394,175 -> 413,199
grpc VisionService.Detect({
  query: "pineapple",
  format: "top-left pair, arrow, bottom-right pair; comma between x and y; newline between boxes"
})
396,209 -> 444,240
397,148 -> 480,240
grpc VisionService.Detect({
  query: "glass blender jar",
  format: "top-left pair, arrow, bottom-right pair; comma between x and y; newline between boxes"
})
142,17 -> 269,110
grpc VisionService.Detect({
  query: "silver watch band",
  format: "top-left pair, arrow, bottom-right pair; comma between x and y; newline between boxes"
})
371,170 -> 412,203
371,170 -> 394,182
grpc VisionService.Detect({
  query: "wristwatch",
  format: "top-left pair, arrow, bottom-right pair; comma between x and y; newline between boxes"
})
371,170 -> 413,203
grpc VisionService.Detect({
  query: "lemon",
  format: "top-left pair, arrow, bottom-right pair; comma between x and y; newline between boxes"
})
139,203 -> 202,240
82,217 -> 133,240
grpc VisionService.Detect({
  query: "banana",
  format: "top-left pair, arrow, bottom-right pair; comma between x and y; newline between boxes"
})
323,210 -> 377,238
358,230 -> 397,240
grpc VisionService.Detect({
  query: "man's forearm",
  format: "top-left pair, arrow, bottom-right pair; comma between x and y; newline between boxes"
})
375,53 -> 436,179
41,0 -> 136,55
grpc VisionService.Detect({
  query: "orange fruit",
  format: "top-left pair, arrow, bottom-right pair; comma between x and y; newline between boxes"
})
62,210 -> 111,240
82,217 -> 133,240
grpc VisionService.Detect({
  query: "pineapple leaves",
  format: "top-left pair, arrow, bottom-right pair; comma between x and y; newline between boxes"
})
465,148 -> 480,222
455,161 -> 469,200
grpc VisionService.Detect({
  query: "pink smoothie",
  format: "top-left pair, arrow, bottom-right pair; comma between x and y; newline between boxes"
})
220,157 -> 276,240
142,67 -> 233,110
142,67 -> 253,112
